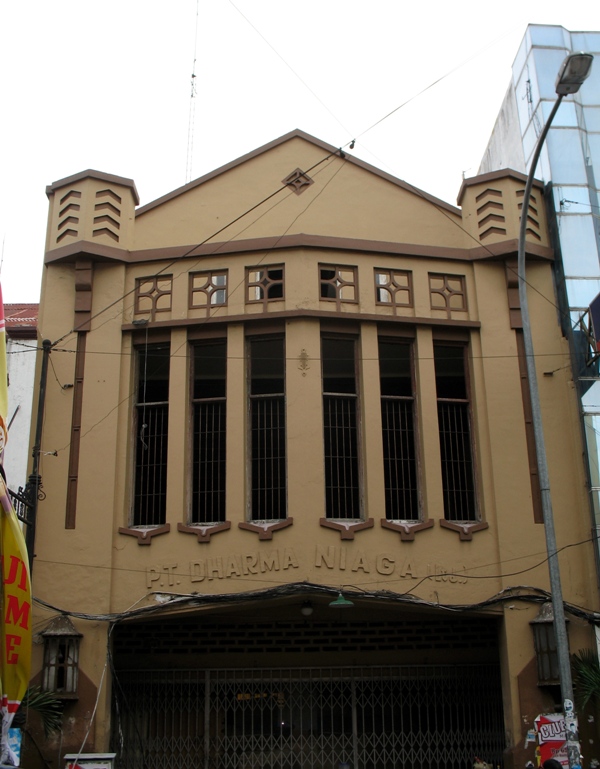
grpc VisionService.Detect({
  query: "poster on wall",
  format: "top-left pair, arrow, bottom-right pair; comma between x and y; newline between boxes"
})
535,713 -> 568,768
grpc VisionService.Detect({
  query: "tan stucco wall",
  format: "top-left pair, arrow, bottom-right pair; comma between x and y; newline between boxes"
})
31,133 -> 598,763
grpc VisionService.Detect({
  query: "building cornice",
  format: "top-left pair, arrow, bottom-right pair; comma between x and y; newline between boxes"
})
45,233 -> 554,267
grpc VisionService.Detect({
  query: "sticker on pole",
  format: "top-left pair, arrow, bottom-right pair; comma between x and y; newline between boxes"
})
535,713 -> 568,768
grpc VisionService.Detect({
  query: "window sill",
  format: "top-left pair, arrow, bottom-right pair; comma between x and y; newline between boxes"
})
45,691 -> 79,701
238,518 -> 293,540
380,518 -> 434,541
178,521 -> 231,543
439,519 -> 488,541
319,518 -> 374,540
118,524 -> 170,545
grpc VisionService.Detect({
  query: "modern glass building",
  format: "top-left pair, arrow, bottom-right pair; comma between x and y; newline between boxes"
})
480,24 -> 600,577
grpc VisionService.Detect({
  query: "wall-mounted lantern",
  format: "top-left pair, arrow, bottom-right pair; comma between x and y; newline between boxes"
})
41,615 -> 82,697
530,602 -> 568,686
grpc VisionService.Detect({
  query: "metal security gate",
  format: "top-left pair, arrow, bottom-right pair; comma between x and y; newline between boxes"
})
112,664 -> 505,769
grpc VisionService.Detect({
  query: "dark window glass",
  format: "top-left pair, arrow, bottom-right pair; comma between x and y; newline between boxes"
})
434,344 -> 476,521
322,337 -> 360,519
133,345 -> 170,527
379,340 -> 418,520
192,341 -> 227,523
249,337 -> 286,520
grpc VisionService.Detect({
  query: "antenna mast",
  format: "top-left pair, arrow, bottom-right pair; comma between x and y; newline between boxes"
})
185,0 -> 200,184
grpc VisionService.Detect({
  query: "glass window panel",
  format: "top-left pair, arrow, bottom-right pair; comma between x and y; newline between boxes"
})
535,48 -> 573,99
583,107 -> 600,131
529,26 -> 568,47
194,342 -> 226,399
552,186 -> 592,213
250,337 -> 285,395
565,278 -> 600,310
588,134 -> 600,191
571,33 -> 600,55
137,345 -> 170,403
379,341 -> 412,397
322,338 -> 356,394
551,101 -> 578,128
249,336 -> 286,520
559,216 -> 600,277
434,345 -> 467,400
546,129 -> 588,184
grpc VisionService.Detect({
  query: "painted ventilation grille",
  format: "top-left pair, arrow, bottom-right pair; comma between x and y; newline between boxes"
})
517,189 -> 542,241
475,187 -> 506,240
93,188 -> 122,242
56,190 -> 81,243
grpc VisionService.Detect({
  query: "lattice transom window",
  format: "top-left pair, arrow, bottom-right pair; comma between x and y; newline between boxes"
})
375,269 -> 413,308
320,265 -> 358,305
190,271 -> 228,312
247,266 -> 284,305
135,275 -> 173,319
429,274 -> 467,316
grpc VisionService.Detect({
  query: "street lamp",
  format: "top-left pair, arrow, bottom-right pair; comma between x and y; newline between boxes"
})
517,51 -> 593,769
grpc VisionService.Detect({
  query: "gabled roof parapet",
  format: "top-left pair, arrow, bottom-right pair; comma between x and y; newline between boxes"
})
136,128 -> 461,218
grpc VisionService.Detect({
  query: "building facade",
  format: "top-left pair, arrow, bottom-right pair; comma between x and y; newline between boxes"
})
27,130 -> 600,769
479,24 -> 600,595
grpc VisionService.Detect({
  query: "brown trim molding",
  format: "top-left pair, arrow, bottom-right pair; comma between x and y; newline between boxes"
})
65,332 -> 86,529
123,308 -> 481,333
118,524 -> 171,544
46,169 -> 140,205
380,519 -> 434,541
238,519 -> 294,540
177,522 -> 231,543
45,239 -> 129,265
319,518 -> 374,540
457,168 -> 543,205
439,520 -> 489,541
45,233 -> 554,268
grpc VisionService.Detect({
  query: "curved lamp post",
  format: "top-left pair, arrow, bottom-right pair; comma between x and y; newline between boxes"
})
517,51 -> 593,768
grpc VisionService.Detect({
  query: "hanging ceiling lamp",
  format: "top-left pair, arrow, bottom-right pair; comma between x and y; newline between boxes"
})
329,592 -> 354,609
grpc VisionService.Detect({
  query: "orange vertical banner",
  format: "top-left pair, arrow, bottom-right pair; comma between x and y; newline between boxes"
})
0,285 -> 32,765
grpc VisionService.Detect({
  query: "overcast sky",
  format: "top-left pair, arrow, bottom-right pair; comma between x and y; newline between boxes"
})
1,0 -> 599,305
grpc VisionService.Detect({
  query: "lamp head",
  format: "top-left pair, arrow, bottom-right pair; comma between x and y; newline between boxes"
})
329,592 -> 354,609
555,52 -> 593,95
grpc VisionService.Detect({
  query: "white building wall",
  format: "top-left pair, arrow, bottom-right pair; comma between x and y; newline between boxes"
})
5,336 -> 37,491
478,85 -> 526,175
